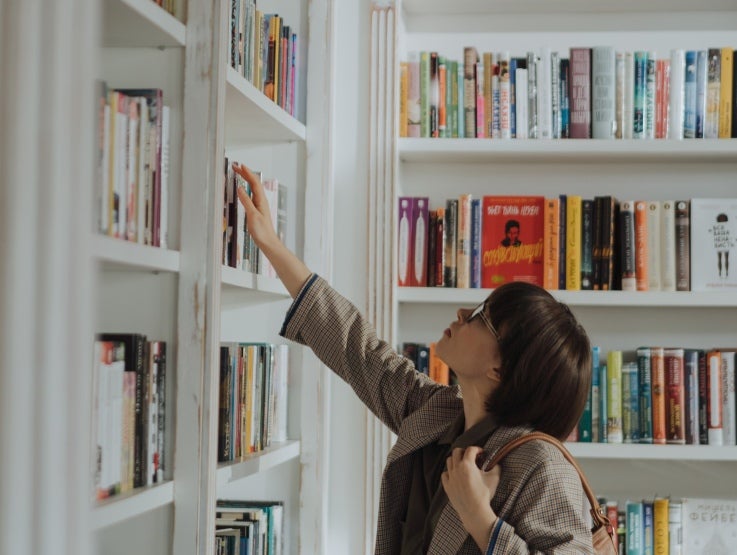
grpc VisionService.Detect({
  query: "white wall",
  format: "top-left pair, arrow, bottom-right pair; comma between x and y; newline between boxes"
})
327,0 -> 372,553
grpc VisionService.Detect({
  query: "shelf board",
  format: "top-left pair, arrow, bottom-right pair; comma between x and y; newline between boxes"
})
103,0 -> 186,48
225,67 -> 306,144
401,0 -> 737,16
567,443 -> 737,461
217,440 -> 300,487
221,266 -> 290,298
92,481 -> 174,529
398,138 -> 737,164
92,234 -> 181,273
397,287 -> 737,308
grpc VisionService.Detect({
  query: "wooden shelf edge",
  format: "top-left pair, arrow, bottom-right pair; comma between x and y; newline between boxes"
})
92,481 -> 174,530
216,440 -> 301,487
92,234 -> 181,273
567,443 -> 737,461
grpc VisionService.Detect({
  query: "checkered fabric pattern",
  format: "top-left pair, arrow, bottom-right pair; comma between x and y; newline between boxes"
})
281,275 -> 594,554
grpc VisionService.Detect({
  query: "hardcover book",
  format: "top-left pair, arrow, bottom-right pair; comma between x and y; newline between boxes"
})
682,498 -> 737,554
481,196 -> 544,287
690,198 -> 737,291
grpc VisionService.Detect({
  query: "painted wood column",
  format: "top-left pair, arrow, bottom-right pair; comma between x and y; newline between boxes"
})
366,3 -> 398,554
0,0 -> 98,554
172,0 -> 227,553
300,0 -> 337,553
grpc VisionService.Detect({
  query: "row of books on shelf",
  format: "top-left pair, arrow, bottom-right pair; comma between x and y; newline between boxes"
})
229,0 -> 299,117
598,496 -> 737,554
215,499 -> 284,555
398,195 -> 737,291
218,343 -> 289,464
96,83 -> 170,248
223,157 -> 287,277
572,347 -> 737,446
92,334 -> 168,501
399,47 -> 737,140
151,0 -> 176,18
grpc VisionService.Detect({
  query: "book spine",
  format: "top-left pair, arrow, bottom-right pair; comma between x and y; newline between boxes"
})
569,47 -> 591,138
707,350 -> 724,445
651,347 -> 667,444
645,52 -> 656,139
637,347 -> 654,443
674,200 -> 690,291
484,52 -> 494,137
653,498 -> 669,555
622,362 -> 640,443
646,201 -> 661,290
643,501 -> 654,555
420,52 -> 430,137
463,48 -> 477,138
470,199 -> 482,288
397,198 -> 413,286
667,502 -> 683,555
527,52 -> 538,138
669,49 -> 685,139
558,194 -> 567,290
580,199 -> 594,290
515,68 -> 528,139
456,194 -> 471,289
426,210 -> 437,287
537,47 -> 552,139
633,51 -> 647,138
449,60 -> 459,138
500,52 -> 511,139
623,52 -> 634,139
600,196 -> 615,290
619,200 -> 637,291
705,48 -> 721,138
430,52 -> 439,138
590,346 -> 600,443
684,51 -> 698,138
565,195 -> 582,291
719,47 -> 734,138
721,351 -> 736,445
560,57 -> 570,138
592,46 -> 616,139
660,201 -> 677,291
683,349 -> 700,445
399,61 -> 408,137
695,49 -> 708,138
607,350 -> 623,443
634,200 -> 649,291
411,198 -> 429,287
550,51 -> 561,139
664,348 -> 686,444
626,501 -> 644,554
475,61 -> 485,138
697,349 -> 709,445
434,208 -> 445,287
444,200 -> 458,287
543,197 -> 560,290
438,56 -> 447,137
599,361 -> 608,442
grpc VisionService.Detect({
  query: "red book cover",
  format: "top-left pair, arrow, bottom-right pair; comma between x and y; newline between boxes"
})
481,196 -> 545,287
664,347 -> 686,444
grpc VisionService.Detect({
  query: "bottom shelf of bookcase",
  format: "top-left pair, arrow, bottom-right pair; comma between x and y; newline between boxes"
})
567,442 -> 737,461
216,440 -> 300,488
92,481 -> 174,530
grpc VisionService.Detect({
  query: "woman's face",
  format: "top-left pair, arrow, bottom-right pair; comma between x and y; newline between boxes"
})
435,303 -> 503,388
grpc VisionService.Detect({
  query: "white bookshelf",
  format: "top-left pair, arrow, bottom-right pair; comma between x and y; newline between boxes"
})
92,481 -> 175,530
102,0 -> 185,47
92,235 -> 181,273
220,266 -> 290,297
225,67 -> 306,144
567,443 -> 737,462
216,441 -> 301,487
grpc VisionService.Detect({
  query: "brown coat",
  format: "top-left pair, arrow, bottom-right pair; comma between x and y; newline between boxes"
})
281,275 -> 594,554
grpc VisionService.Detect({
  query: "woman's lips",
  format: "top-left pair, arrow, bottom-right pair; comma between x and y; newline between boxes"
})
444,328 -> 451,337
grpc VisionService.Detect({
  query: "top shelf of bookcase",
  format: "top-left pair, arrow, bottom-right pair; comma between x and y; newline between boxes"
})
103,0 -> 185,48
398,139 -> 737,164
225,68 -> 306,145
401,0 -> 737,16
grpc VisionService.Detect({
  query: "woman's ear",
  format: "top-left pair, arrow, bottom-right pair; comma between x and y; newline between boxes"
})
486,367 -> 502,382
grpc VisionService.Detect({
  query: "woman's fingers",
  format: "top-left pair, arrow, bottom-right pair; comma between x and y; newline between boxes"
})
232,162 -> 268,214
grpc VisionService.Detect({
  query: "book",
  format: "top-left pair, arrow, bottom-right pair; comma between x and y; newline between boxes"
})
653,497 -> 669,554
646,201 -> 662,290
618,200 -> 637,291
444,199 -> 458,287
669,49 -> 686,139
565,195 -> 582,291
456,194 -> 471,288
660,200 -> 677,291
622,361 -> 640,443
651,347 -> 667,444
481,196 -> 544,287
580,198 -> 594,290
411,197 -> 429,287
665,347 -> 686,445
569,47 -> 592,138
607,350 -> 623,443
675,200 -> 691,291
637,347 -> 654,444
682,498 -> 737,553
543,197 -> 560,290
397,197 -> 413,286
591,46 -> 616,139
690,198 -> 737,291
634,200 -> 649,291
707,349 -> 724,446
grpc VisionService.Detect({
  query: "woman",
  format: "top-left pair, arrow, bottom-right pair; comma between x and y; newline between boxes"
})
234,163 -> 594,554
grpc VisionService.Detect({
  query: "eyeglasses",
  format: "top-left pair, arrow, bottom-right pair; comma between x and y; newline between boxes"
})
467,302 -> 500,342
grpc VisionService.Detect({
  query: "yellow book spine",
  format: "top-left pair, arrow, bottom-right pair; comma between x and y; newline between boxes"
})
653,498 -> 669,554
719,48 -> 733,138
543,198 -> 560,290
399,62 -> 409,137
566,195 -> 582,290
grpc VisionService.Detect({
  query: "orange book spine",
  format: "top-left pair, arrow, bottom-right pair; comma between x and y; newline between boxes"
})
429,342 -> 450,385
664,348 -> 686,444
719,48 -> 733,138
543,198 -> 560,289
634,200 -> 649,290
651,347 -> 667,444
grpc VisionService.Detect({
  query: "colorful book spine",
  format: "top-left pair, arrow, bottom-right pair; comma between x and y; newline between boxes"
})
637,347 -> 654,444
607,350 -> 623,443
653,497 -> 669,555
645,52 -> 657,139
569,47 -> 591,138
626,500 -> 644,554
591,346 -> 601,443
664,347 -> 686,444
622,362 -> 640,443
695,49 -> 708,138
683,50 -> 697,138
674,200 -> 690,291
660,200 -> 677,292
599,361 -> 608,442
651,347 -> 667,444
683,348 -> 700,444
565,195 -> 582,291
718,47 -> 734,138
643,500 -> 654,555
470,199 -> 481,288
633,51 -> 647,138
543,197 -> 560,290
634,200 -> 649,291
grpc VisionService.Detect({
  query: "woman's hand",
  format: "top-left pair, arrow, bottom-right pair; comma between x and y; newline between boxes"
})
442,446 -> 501,551
232,162 -> 279,252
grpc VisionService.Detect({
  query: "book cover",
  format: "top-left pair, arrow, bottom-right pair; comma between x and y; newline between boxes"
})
682,498 -> 737,553
637,347 -> 654,443
397,197 -> 414,286
622,361 -> 640,443
581,198 -> 594,290
651,347 -> 667,444
719,48 -> 733,138
690,198 -> 737,291
660,200 -> 677,291
470,198 -> 482,288
707,349 -> 724,446
669,49 -> 685,139
543,197 -> 560,290
481,196 -> 544,287
634,200 -> 649,291
684,348 -> 701,445
646,200 -> 662,290
566,195 -> 582,291
626,500 -> 644,554
653,497 -> 669,554
719,350 -> 736,445
591,46 -> 616,139
456,194 -> 471,288
444,199 -> 458,287
411,197 -> 429,287
618,200 -> 637,291
591,346 -> 601,443
684,50 -> 698,138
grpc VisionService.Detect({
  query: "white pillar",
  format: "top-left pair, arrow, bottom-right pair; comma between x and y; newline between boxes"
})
0,0 -> 98,554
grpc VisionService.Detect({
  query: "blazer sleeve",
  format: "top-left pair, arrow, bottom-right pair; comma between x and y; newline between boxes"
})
485,459 -> 594,554
280,275 -> 447,434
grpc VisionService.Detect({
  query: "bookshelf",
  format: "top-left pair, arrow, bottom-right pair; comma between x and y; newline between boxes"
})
365,0 -> 737,545
90,1 -> 335,554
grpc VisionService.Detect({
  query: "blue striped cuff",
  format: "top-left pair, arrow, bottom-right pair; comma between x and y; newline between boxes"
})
486,518 -> 504,555
279,273 -> 319,337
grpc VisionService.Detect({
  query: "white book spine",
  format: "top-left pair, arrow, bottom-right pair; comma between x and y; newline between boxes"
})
624,52 -> 635,139
117,104 -> 128,239
160,105 -> 170,249
136,99 -> 148,244
615,52 -> 624,139
660,200 -> 677,291
695,50 -> 708,138
499,51 -> 511,139
526,52 -> 538,139
101,104 -> 111,234
126,102 -> 139,242
537,47 -> 552,139
645,51 -> 657,139
705,49 -> 721,139
721,352 -> 736,445
708,353 -> 724,446
550,51 -> 561,139
669,49 -> 685,139
592,46 -> 616,139
515,68 -> 529,139
456,194 -> 471,288
646,200 -> 662,290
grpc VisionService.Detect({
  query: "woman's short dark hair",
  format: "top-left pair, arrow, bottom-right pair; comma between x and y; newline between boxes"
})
483,281 -> 591,440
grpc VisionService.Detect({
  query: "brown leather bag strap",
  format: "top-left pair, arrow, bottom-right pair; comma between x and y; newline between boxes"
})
484,432 -> 610,528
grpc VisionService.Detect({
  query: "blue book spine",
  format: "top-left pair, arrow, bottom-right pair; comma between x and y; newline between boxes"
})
509,58 -> 517,138
622,362 -> 640,443
637,347 -> 654,443
695,49 -> 708,138
578,348 -> 594,442
470,198 -> 481,288
626,501 -> 644,555
633,51 -> 647,138
599,362 -> 608,442
684,50 -> 698,138
643,501 -> 654,555
591,346 -> 601,443
560,58 -> 570,138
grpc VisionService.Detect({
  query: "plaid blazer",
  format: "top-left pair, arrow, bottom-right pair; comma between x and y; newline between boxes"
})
281,276 -> 594,554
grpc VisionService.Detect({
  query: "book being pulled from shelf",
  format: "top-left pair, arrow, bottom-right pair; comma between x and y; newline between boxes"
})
92,334 -> 167,501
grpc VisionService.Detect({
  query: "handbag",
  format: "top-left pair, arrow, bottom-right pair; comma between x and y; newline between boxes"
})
482,431 -> 618,555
